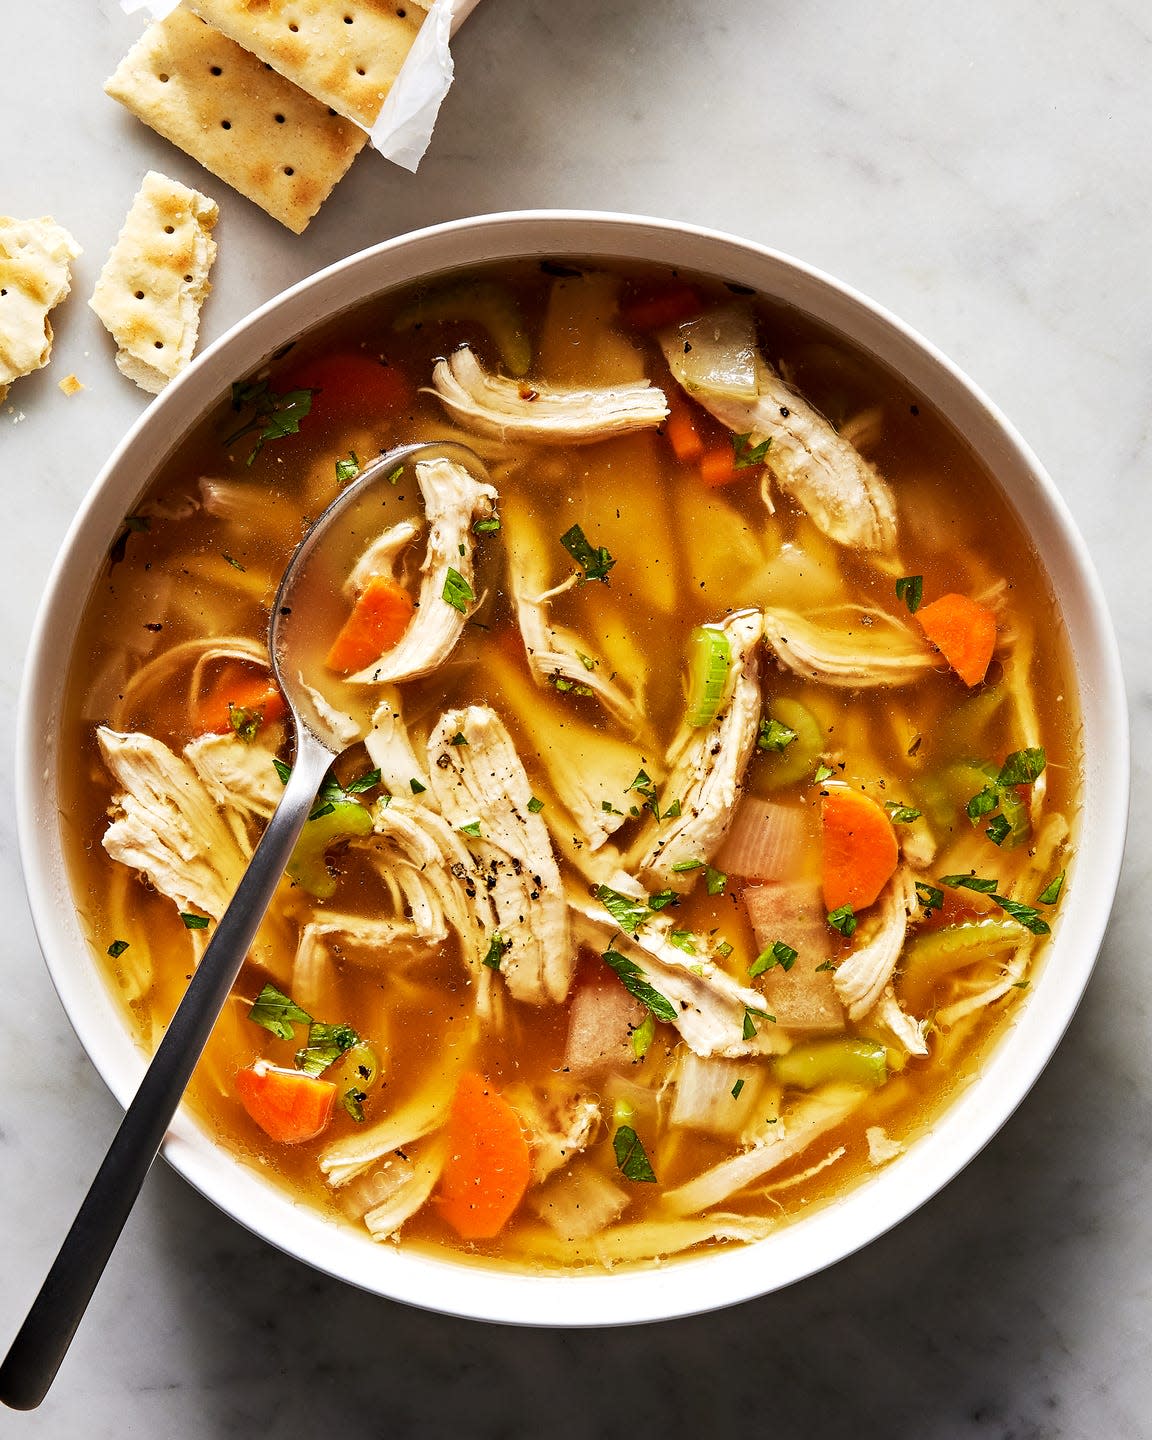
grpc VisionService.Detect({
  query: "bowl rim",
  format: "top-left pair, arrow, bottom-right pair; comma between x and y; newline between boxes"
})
17,209 -> 1130,1327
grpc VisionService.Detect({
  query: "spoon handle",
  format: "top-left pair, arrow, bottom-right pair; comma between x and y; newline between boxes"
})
0,733 -> 334,1411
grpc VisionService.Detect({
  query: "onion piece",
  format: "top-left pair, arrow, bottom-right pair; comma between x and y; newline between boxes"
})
528,1162 -> 629,1241
714,797 -> 806,881
668,305 -> 759,400
669,1050 -> 764,1138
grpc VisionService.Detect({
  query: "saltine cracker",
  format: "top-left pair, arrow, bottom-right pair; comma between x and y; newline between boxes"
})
0,217 -> 82,404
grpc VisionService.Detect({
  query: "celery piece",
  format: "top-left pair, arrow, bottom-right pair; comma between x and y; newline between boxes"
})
392,280 -> 532,377
287,798 -> 374,898
684,625 -> 731,727
898,918 -> 1020,1012
773,1037 -> 887,1090
754,697 -> 823,791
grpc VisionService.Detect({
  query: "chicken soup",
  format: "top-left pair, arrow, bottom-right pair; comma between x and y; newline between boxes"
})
60,259 -> 1080,1270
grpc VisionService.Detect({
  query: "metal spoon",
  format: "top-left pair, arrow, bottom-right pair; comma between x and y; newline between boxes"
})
0,439 -> 486,1410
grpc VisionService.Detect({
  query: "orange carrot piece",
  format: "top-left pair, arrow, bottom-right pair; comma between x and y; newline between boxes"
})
325,575 -> 415,675
821,789 -> 899,914
618,282 -> 704,332
915,593 -> 997,687
699,442 -> 739,487
235,1062 -> 336,1144
435,1072 -> 531,1241
662,390 -> 705,464
195,664 -> 287,735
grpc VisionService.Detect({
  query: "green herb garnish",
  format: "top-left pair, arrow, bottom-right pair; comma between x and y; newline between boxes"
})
940,873 -> 999,893
560,523 -> 616,583
732,432 -> 772,468
442,566 -> 474,613
1037,871 -> 1065,905
180,913 -> 210,930
449,732 -> 469,746
613,1125 -> 657,1182
295,1021 -> 359,1077
107,939 -> 129,959
273,757 -> 292,785
814,763 -> 834,785
473,515 -> 501,534
228,703 -> 262,743
527,796 -> 544,814
884,802 -> 922,823
335,451 -> 360,484
731,1078 -> 745,1100
915,881 -> 944,914
705,866 -> 727,897
758,718 -> 797,753
749,940 -> 798,977
342,1088 -> 367,1123
895,575 -> 923,614
482,933 -> 510,970
827,905 -> 857,937
459,820 -> 482,838
631,1012 -> 656,1060
992,895 -> 1051,935
409,778 -> 426,794
985,814 -> 1013,846
248,982 -> 312,1040
602,948 -> 677,1022
226,379 -> 316,465
742,1006 -> 775,1039
222,552 -> 246,572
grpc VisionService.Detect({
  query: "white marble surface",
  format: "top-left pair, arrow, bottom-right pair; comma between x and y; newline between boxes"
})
2,0 -> 1149,1433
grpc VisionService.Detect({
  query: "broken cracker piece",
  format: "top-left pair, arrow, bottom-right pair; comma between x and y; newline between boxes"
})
104,10 -> 367,234
0,217 -> 82,403
186,0 -> 423,129
59,374 -> 84,395
90,170 -> 219,395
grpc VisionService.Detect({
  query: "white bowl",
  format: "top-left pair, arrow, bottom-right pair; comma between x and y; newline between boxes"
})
18,212 -> 1129,1327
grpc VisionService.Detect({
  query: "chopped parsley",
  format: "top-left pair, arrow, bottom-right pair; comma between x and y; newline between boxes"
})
985,814 -> 1013,846
940,873 -> 999,894
814,959 -> 837,973
527,796 -> 545,814
409,777 -> 426,794
342,1089 -> 367,1123
560,523 -> 616,583
732,432 -> 772,468
992,895 -> 1050,935
749,940 -> 798,977
248,982 -> 312,1040
180,912 -> 210,930
998,747 -> 1047,787
714,939 -> 734,959
1037,871 -> 1065,905
482,933 -> 511,970
827,904 -> 857,937
226,379 -> 316,465
671,858 -> 704,873
335,451 -> 360,484
107,939 -> 129,959
602,948 -> 678,1022
459,820 -> 483,838
576,651 -> 598,671
631,1012 -> 656,1060
295,1021 -> 359,1078
758,717 -> 797,753
884,801 -> 922,823
442,566 -> 474,613
222,552 -> 246,572
813,763 -> 834,785
228,703 -> 263,743
742,1006 -> 775,1039
731,1078 -> 745,1100
613,1125 -> 657,1182
473,515 -> 501,534
273,757 -> 293,785
895,575 -> 923,614
915,881 -> 945,915
705,866 -> 728,897
385,464 -> 404,486
449,732 -> 469,746
668,930 -> 697,954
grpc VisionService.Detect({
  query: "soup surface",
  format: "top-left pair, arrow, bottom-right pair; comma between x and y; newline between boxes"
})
61,258 -> 1080,1271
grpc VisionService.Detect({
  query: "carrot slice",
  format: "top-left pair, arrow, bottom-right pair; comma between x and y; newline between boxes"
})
279,351 -> 415,427
915,593 -> 997,687
662,389 -> 705,464
195,663 -> 287,736
821,789 -> 899,913
325,575 -> 415,675
618,282 -> 704,332
699,442 -> 740,487
435,1072 -> 531,1240
235,1062 -> 336,1144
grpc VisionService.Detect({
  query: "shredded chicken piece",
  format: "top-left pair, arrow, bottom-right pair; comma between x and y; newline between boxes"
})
184,731 -> 283,820
292,914 -> 444,1014
364,690 -> 434,801
345,456 -> 497,685
430,344 -> 669,444
346,518 -> 422,598
833,869 -> 918,1021
661,324 -> 897,551
319,1086 -> 453,1188
629,609 -> 763,886
370,794 -> 497,990
866,1126 -> 904,1166
505,1082 -> 602,1183
505,506 -> 649,739
865,982 -> 928,1057
363,1143 -> 448,1242
761,605 -> 935,687
571,901 -> 789,1059
663,1086 -> 866,1215
98,727 -> 249,921
427,707 -> 573,1005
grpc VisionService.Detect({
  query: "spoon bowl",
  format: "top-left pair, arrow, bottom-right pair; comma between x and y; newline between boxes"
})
0,439 -> 480,1411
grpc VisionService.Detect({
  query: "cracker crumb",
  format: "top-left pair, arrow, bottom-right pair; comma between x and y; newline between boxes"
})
59,373 -> 84,396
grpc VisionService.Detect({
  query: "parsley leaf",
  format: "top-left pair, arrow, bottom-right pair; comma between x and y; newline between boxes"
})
613,1125 -> 657,1182
602,948 -> 678,1022
273,757 -> 292,785
527,796 -> 544,814
442,566 -> 474,613
631,1012 -> 656,1060
998,747 -> 1047,787
742,1006 -> 775,1039
749,940 -> 798,977
473,515 -> 501,534
940,873 -> 999,893
226,380 -> 316,465
827,905 -> 857,937
248,982 -> 312,1040
459,820 -> 482,838
483,933 -> 510,970
560,523 -> 616,582
731,432 -> 772,468
222,552 -> 246,572
731,1078 -> 745,1100
895,575 -> 923,614
228,703 -> 263,743
992,895 -> 1051,935
180,912 -> 210,930
1037,871 -> 1065,905
813,763 -> 834,784
884,801 -> 922,823
758,718 -> 797,753
335,451 -> 360,484
915,881 -> 944,914
295,1021 -> 359,1077
705,866 -> 727,897
107,939 -> 129,959
342,1088 -> 367,1123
